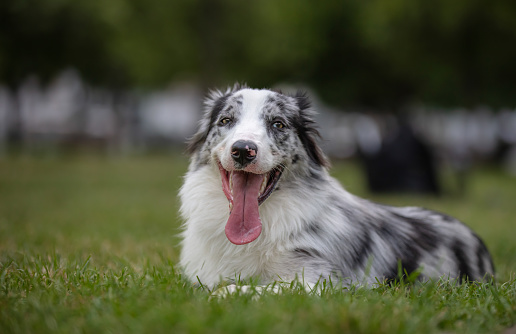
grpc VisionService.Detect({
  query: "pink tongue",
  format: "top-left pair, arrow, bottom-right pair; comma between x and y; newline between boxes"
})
225,171 -> 264,245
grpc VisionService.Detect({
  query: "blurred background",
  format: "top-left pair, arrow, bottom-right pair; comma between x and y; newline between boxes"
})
2,4 -> 516,321
1,0 -> 516,194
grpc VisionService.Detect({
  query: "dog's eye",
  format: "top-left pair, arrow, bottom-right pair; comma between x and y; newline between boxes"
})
219,118 -> 233,126
272,121 -> 285,129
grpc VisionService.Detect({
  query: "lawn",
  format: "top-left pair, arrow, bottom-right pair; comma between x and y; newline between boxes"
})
0,153 -> 515,333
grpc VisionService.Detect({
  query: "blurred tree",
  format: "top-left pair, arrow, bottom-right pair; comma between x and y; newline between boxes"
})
357,0 -> 516,108
0,0 -> 123,87
104,0 -> 200,87
1,0 -> 515,107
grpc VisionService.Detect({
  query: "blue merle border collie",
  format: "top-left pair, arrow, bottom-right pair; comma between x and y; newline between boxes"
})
179,85 -> 494,291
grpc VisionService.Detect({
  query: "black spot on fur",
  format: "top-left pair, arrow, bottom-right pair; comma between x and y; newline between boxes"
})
476,247 -> 486,278
390,212 -> 440,252
349,230 -> 373,269
292,154 -> 300,164
452,239 -> 473,282
377,222 -> 422,281
399,259 -> 421,279
291,91 -> 329,168
275,135 -> 287,146
307,222 -> 322,236
336,201 -> 356,220
409,221 -> 440,252
473,234 -> 495,278
383,266 -> 400,283
210,96 -> 230,126
383,258 -> 422,283
294,248 -> 322,258
377,222 -> 405,246
378,210 -> 441,281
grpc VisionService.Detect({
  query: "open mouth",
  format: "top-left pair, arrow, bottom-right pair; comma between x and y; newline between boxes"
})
218,162 -> 283,245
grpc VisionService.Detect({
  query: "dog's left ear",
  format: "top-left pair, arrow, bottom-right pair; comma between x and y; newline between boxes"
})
294,91 -> 329,168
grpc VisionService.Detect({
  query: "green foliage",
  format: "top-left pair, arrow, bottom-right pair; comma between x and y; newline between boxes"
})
358,0 -> 516,107
0,154 -> 515,333
1,0 -> 516,107
0,0 -> 117,85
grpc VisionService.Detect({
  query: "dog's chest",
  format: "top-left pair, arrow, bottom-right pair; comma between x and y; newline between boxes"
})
208,243 -> 297,282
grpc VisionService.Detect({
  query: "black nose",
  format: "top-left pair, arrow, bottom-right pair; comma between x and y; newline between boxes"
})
231,140 -> 258,167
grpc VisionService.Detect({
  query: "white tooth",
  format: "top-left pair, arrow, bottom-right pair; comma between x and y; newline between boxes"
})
260,175 -> 268,195
229,202 -> 233,212
229,172 -> 233,191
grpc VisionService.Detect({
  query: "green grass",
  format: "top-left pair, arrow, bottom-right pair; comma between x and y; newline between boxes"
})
1,153 -> 515,333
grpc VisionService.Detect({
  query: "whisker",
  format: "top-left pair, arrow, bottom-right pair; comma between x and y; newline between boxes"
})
278,163 -> 299,182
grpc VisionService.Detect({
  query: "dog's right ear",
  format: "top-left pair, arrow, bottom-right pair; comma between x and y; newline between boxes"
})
186,90 -> 228,154
187,84 -> 247,154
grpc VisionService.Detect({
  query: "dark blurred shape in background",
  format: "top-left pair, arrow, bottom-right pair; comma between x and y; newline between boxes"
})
1,0 -> 516,192
360,118 -> 440,195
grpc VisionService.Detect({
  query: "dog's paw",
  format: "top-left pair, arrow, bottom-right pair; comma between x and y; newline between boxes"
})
209,284 -> 237,299
209,284 -> 282,300
209,284 -> 257,300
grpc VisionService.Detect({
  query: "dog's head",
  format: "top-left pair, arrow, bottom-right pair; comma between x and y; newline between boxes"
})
187,85 -> 328,245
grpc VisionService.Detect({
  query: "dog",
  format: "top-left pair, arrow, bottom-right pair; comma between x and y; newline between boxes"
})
179,85 -> 494,290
